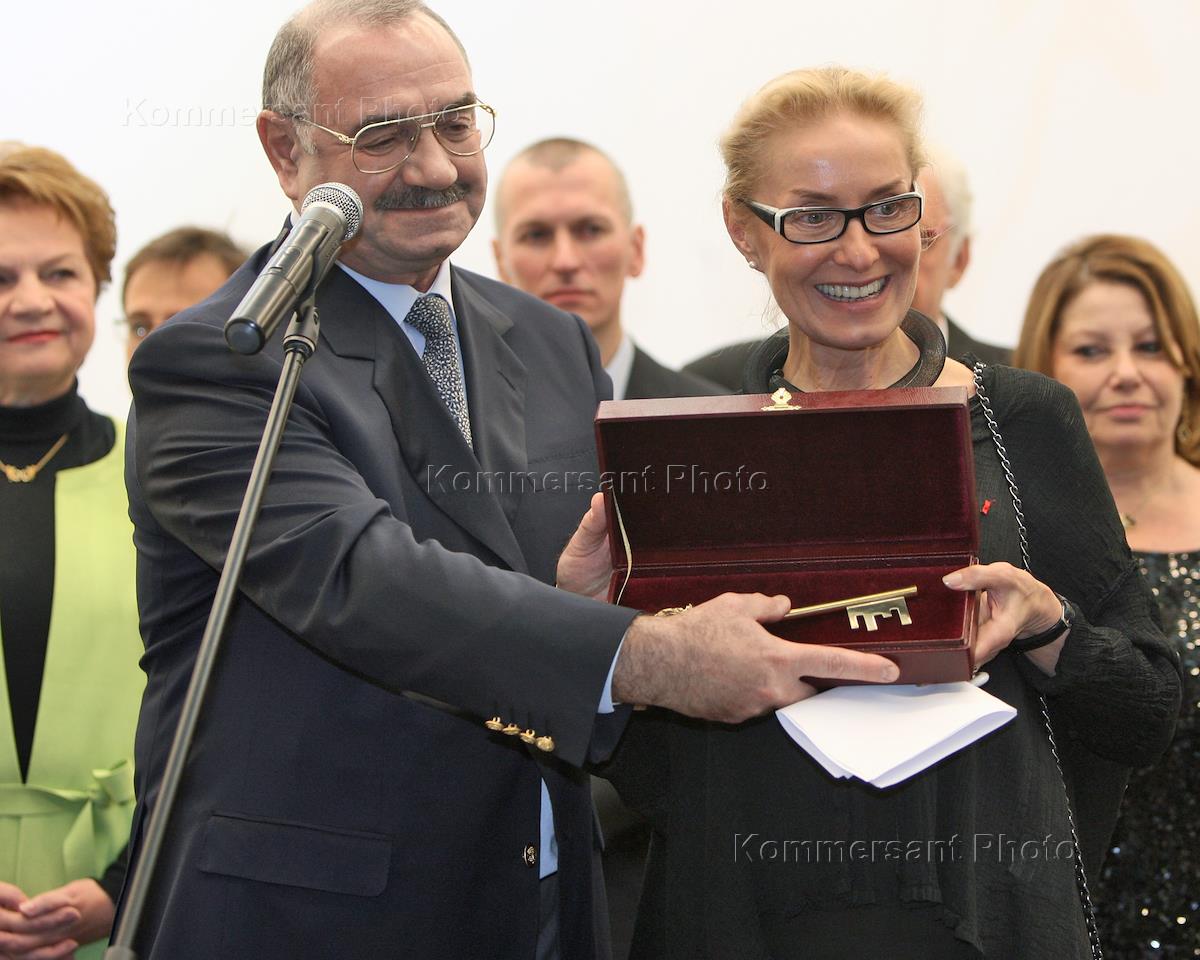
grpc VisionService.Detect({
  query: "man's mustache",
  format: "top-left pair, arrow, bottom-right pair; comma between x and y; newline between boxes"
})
374,184 -> 469,210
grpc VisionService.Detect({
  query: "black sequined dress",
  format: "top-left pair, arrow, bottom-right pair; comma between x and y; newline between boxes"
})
1094,550 -> 1200,958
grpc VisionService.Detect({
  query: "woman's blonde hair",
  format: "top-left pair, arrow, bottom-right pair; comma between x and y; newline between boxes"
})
720,66 -> 926,203
0,144 -> 116,291
1014,233 -> 1200,464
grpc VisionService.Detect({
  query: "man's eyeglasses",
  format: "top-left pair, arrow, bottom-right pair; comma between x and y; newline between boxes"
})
292,101 -> 497,174
920,223 -> 956,251
740,191 -> 923,245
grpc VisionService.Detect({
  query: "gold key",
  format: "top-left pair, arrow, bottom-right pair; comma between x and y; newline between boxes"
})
846,596 -> 914,632
783,586 -> 917,632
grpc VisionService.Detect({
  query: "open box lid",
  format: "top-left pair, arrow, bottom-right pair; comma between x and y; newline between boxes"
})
595,386 -> 978,570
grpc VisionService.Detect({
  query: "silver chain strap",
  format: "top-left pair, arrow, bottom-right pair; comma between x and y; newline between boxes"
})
972,362 -> 1103,960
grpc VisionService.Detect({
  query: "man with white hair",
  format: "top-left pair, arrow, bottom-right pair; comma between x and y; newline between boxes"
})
910,146 -> 1009,365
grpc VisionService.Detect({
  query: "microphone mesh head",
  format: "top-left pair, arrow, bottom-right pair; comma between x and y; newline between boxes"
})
302,182 -> 364,240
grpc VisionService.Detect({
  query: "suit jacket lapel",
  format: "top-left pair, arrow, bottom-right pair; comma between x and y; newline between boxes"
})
320,266 -> 528,574
452,268 -> 528,529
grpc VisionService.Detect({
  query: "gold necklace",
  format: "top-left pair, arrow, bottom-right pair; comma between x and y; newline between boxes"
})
0,433 -> 69,482
1118,488 -> 1156,530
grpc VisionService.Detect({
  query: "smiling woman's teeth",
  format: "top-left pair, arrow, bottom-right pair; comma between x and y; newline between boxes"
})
816,278 -> 885,301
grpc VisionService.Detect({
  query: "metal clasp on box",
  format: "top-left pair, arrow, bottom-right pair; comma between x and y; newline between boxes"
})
761,387 -> 801,412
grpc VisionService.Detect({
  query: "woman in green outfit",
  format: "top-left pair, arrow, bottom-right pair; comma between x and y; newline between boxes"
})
0,145 -> 143,960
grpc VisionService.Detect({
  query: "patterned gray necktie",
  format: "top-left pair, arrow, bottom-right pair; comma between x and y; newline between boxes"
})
404,293 -> 473,447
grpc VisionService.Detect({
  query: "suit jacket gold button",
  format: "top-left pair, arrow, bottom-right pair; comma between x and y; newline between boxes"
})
535,735 -> 555,753
523,844 -> 537,867
485,717 -> 504,731
501,723 -> 521,736
519,728 -> 536,744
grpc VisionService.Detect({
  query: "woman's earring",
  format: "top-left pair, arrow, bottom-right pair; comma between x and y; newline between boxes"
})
747,260 -> 758,270
1178,412 -> 1193,446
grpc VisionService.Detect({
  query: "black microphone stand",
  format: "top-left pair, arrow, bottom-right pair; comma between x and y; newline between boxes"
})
106,298 -> 322,960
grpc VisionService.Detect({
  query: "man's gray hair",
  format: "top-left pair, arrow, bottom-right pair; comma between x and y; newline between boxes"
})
262,0 -> 469,151
923,144 -> 972,257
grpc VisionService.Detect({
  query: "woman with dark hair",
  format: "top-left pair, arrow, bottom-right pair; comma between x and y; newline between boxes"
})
1016,233 -> 1200,957
0,145 -> 143,960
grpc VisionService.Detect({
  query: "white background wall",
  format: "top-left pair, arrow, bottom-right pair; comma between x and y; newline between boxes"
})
7,0 -> 1199,417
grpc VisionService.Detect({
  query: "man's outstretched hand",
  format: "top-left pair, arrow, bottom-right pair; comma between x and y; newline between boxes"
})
614,592 -> 900,722
558,495 -> 901,723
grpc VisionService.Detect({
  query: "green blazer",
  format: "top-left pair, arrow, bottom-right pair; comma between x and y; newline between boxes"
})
0,422 -> 143,959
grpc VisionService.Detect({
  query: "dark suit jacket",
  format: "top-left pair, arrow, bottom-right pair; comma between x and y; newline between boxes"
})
679,338 -> 761,393
682,315 -> 1011,391
624,346 -> 726,400
944,314 -> 1011,366
122,248 -> 638,960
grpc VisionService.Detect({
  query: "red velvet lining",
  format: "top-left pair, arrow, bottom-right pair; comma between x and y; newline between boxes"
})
614,555 -> 972,647
595,388 -> 979,683
596,388 -> 977,569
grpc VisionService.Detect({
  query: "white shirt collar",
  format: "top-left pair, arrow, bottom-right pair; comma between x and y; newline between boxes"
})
605,333 -> 635,401
336,259 -> 456,329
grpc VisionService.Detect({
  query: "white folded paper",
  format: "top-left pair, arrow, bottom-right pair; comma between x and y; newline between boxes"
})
775,679 -> 1016,788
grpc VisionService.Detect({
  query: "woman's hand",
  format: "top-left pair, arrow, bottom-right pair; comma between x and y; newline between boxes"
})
556,492 -> 614,601
943,562 -> 1069,675
0,878 -> 115,960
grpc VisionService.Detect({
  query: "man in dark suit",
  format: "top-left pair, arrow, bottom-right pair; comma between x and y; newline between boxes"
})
683,149 -> 1010,390
120,3 -> 898,959
492,138 -> 723,401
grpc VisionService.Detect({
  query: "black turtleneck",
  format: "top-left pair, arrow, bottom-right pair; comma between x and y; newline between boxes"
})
0,384 -> 114,783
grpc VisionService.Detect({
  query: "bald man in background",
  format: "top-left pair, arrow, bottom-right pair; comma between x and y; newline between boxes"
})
493,138 -> 723,400
683,146 -> 1010,390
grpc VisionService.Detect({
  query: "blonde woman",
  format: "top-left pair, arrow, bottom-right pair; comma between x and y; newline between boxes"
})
603,70 -> 1181,959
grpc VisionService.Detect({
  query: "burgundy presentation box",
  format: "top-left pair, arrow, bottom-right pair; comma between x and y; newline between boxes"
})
595,386 -> 979,685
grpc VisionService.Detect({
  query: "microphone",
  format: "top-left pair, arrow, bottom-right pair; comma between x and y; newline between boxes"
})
224,182 -> 364,354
